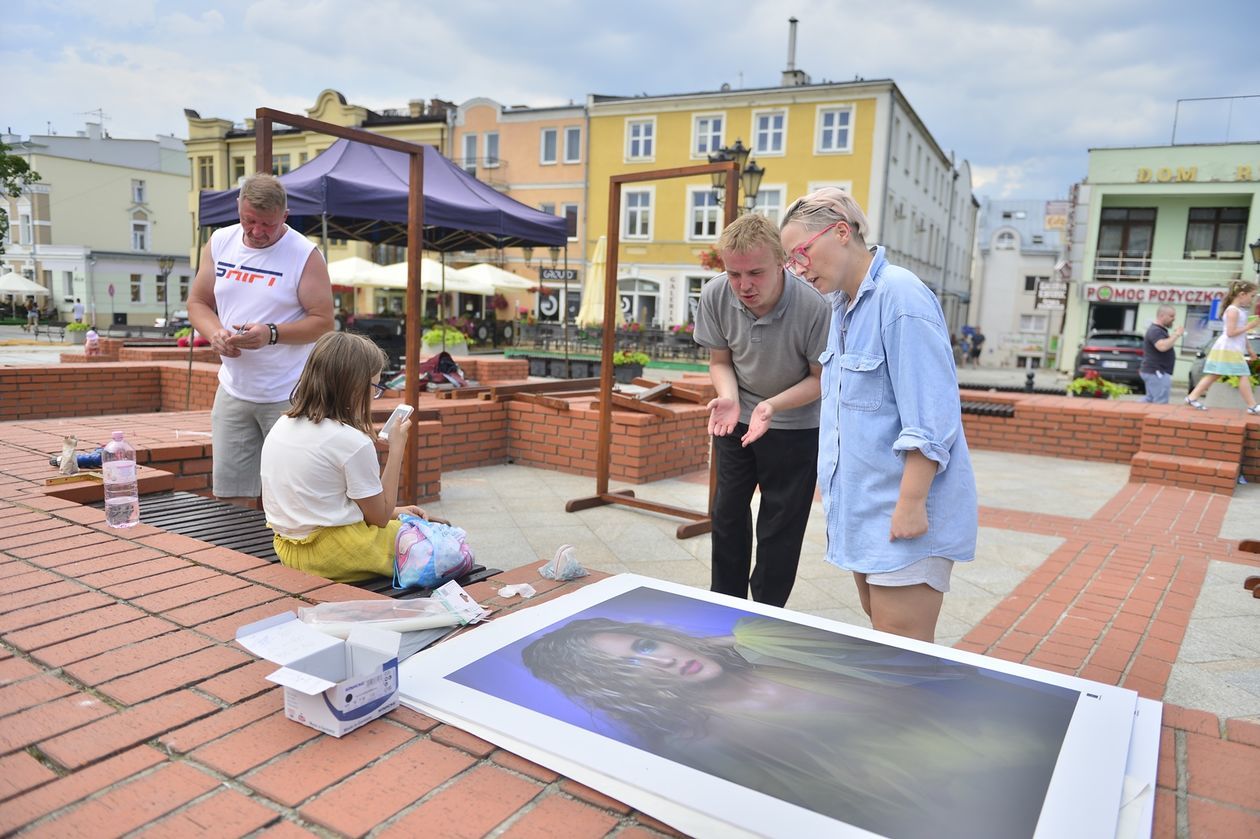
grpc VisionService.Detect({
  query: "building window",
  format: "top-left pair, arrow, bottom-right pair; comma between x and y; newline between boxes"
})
132,179 -> 146,203
1096,207 -> 1156,280
485,132 -> 499,167
688,189 -> 720,240
816,106 -> 853,153
753,111 -> 786,155
686,276 -> 705,322
623,188 -> 652,239
63,271 -> 74,297
130,273 -> 143,304
1019,313 -> 1049,332
562,203 -> 579,240
539,202 -> 556,217
298,152 -> 308,166
903,131 -> 911,174
1184,207 -> 1248,258
271,154 -> 290,176
232,157 -> 246,183
462,134 -> 478,174
750,187 -> 784,226
1024,275 -> 1039,292
891,118 -> 900,163
626,118 -> 654,160
19,214 -> 32,244
132,220 -> 149,251
179,275 -> 190,302
693,114 -> 723,157
564,126 -> 581,163
540,128 -> 558,164
156,274 -> 167,304
197,156 -> 214,189
618,277 -> 661,325
995,231 -> 1016,250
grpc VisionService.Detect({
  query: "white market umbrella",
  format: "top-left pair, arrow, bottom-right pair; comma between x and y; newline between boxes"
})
576,236 -> 622,328
0,272 -> 51,296
381,259 -> 495,295
326,256 -> 391,286
459,262 -> 535,291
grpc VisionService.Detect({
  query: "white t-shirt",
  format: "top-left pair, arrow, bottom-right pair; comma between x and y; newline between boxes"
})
260,415 -> 383,539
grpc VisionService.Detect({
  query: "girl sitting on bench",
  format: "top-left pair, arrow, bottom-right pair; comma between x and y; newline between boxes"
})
260,331 -> 431,582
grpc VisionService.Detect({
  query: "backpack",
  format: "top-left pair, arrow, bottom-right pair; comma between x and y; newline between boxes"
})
414,351 -> 468,387
393,513 -> 475,590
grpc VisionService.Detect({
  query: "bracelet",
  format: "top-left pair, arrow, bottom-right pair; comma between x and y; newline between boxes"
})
267,323 -> 278,345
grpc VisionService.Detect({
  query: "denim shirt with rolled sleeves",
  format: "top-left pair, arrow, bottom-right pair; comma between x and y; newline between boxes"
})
816,246 -> 977,574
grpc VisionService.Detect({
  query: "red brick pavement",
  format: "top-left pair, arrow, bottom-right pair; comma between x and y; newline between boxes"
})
1,421 -> 1258,836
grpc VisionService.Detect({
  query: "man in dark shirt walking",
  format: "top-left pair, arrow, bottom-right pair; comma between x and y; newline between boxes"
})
1139,306 -> 1183,403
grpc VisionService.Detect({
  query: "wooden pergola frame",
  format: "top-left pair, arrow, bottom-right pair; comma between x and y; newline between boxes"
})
252,108 -> 429,502
565,161 -> 739,538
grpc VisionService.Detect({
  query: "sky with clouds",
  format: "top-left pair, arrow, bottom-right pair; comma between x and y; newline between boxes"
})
5,0 -> 1259,201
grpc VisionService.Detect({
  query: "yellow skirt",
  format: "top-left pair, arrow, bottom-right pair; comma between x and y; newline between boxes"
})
272,519 -> 401,584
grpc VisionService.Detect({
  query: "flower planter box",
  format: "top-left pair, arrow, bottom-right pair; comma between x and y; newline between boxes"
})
528,358 -> 549,377
614,363 -> 644,384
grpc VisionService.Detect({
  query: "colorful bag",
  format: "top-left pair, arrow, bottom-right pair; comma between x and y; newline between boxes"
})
393,514 -> 475,590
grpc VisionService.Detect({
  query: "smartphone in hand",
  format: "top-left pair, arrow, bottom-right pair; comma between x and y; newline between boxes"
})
379,404 -> 414,440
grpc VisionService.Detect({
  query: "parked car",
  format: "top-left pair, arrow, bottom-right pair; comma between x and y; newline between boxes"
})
1073,331 -> 1145,391
1187,330 -> 1260,390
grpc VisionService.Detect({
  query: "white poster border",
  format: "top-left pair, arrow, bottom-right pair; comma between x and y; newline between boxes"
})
399,574 -> 1143,838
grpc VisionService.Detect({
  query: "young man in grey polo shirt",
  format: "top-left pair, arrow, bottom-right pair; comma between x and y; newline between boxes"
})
694,213 -> 830,607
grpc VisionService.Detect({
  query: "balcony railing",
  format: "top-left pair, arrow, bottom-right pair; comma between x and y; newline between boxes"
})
1092,252 -> 1246,284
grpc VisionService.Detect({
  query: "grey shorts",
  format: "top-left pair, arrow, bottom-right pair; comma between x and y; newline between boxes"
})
866,555 -> 954,593
210,385 -> 290,498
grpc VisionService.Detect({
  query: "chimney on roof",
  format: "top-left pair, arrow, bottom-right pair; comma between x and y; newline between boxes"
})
408,99 -> 424,118
781,17 -> 811,87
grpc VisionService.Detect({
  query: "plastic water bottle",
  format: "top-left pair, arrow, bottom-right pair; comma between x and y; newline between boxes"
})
102,431 -> 139,528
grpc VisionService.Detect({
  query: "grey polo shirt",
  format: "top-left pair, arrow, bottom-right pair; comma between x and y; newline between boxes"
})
693,270 -> 830,430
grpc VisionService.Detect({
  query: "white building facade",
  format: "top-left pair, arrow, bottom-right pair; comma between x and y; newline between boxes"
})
2,123 -> 192,327
971,199 -> 1066,368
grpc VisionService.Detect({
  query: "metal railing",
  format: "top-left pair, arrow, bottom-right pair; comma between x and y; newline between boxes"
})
1092,252 -> 1245,284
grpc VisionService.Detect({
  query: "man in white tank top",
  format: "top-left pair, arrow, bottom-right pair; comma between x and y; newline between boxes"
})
188,173 -> 334,506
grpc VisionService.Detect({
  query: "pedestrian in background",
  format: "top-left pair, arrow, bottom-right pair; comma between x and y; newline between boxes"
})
1139,305 -> 1183,404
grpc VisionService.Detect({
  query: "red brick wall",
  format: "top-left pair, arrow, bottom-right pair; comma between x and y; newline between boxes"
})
435,401 -> 510,471
157,364 -> 220,412
0,364 -> 163,421
506,399 -> 709,483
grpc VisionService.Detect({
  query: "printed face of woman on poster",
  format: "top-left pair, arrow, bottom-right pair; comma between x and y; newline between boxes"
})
519,614 -> 1077,839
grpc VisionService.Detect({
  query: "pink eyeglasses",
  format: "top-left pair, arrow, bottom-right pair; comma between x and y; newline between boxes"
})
785,220 -> 844,273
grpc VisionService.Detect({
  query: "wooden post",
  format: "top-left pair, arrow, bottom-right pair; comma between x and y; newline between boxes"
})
568,160 -> 738,538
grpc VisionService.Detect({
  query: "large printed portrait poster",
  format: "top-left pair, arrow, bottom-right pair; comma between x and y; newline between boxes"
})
399,576 -> 1141,838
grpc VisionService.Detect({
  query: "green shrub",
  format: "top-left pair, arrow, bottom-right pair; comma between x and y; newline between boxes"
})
612,350 -> 650,367
422,324 -> 470,346
65,321 -> 89,332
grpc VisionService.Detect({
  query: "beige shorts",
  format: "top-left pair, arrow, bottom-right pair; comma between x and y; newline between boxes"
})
210,385 -> 290,498
866,555 -> 954,593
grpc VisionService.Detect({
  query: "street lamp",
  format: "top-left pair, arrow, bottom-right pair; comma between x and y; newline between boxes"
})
158,255 -> 175,330
707,139 -> 765,213
1250,237 -> 1260,276
522,246 -> 534,267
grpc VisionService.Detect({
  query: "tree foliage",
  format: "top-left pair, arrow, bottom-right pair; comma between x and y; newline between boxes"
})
0,143 -> 41,255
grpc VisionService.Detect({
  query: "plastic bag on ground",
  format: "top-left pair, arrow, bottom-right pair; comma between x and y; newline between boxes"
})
540,544 -> 588,581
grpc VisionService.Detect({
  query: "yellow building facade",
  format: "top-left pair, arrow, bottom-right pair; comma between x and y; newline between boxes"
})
584,79 -> 974,329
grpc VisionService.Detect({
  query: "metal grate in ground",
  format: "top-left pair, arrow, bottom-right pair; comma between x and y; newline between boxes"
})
95,491 -> 499,598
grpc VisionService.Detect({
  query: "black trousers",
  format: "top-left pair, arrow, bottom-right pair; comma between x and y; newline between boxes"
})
710,425 -> 818,607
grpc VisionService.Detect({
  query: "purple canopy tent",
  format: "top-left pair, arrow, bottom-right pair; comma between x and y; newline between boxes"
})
198,138 -> 567,251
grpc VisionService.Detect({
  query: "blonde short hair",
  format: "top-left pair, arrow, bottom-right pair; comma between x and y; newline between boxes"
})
781,187 -> 870,245
717,212 -> 785,264
239,173 -> 287,213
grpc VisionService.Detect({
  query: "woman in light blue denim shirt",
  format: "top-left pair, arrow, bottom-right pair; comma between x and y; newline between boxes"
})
781,189 -> 977,643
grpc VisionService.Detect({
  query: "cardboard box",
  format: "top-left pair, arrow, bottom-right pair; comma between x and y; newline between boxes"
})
236,612 -> 401,737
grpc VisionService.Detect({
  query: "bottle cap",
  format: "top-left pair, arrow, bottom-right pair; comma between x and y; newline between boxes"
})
112,430 -> 124,440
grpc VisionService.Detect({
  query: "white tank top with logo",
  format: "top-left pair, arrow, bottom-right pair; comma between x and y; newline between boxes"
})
210,223 -> 319,403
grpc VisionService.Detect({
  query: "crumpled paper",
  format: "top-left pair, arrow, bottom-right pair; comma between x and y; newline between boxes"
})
497,583 -> 537,599
540,543 -> 588,581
